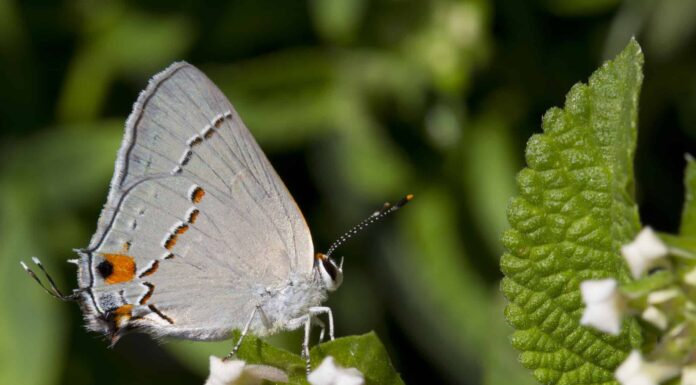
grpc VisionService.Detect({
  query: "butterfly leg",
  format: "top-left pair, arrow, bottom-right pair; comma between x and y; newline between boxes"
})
224,305 -> 259,361
301,314 -> 312,374
309,306 -> 334,341
298,307 -> 336,374
312,317 -> 326,343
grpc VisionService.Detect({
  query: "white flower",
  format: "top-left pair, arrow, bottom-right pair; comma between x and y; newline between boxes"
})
684,267 -> 696,286
647,289 -> 679,304
641,306 -> 668,330
205,356 -> 288,385
615,350 -> 679,385
621,227 -> 669,279
307,356 -> 364,385
682,365 -> 696,385
580,278 -> 624,335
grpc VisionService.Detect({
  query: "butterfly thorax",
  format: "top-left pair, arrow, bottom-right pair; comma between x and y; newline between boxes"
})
252,271 -> 328,335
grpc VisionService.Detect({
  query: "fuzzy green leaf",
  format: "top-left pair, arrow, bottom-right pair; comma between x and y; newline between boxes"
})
500,39 -> 644,385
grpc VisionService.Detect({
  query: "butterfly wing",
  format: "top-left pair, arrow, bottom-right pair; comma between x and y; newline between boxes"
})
75,62 -> 314,340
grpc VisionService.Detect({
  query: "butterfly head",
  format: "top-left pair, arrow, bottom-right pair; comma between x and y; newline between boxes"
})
315,253 -> 343,291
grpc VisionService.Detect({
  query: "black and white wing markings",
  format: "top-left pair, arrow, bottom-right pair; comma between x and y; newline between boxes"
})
75,62 -> 315,341
163,78 -> 269,196
173,69 -> 273,193
128,184 -> 210,325
167,74 -> 302,265
156,107 -> 292,265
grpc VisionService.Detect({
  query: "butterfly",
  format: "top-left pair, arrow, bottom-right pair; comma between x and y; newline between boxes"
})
22,62 -> 411,373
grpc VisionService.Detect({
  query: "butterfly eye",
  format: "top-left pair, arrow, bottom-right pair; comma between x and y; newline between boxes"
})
321,258 -> 339,281
315,254 -> 343,291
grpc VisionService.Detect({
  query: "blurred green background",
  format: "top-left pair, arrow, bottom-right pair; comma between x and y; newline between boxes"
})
1,0 -> 696,384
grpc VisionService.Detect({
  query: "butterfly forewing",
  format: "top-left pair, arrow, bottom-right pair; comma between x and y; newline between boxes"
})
77,62 -> 314,339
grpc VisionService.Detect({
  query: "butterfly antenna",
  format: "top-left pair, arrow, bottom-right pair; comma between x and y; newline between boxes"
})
325,194 -> 413,258
20,257 -> 75,301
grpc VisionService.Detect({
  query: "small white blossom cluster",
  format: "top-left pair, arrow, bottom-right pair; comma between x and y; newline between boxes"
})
205,355 -> 364,385
307,356 -> 365,385
578,227 -> 696,385
615,351 -> 679,385
205,356 -> 288,385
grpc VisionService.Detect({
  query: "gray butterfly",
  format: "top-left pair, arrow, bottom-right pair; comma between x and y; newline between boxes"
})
21,62 -> 411,373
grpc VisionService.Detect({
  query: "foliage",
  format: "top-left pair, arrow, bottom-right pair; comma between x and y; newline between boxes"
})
1,1 -> 696,385
501,40 -> 643,384
224,332 -> 404,385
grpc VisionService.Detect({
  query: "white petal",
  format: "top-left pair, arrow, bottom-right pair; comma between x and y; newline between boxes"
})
206,357 -> 245,385
580,279 -> 623,335
615,350 -> 679,385
682,366 -> 696,385
245,364 -> 288,383
308,356 -> 364,385
647,289 -> 679,305
622,243 -> 649,279
580,279 -> 618,303
641,306 -> 668,330
581,303 -> 622,334
621,227 -> 669,279
684,267 -> 696,286
615,351 -> 644,383
205,357 -> 289,385
633,227 -> 669,258
615,351 -> 658,385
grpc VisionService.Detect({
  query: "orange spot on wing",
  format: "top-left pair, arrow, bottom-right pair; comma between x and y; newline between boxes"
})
102,254 -> 136,284
139,260 -> 159,277
190,136 -> 202,146
191,187 -> 205,203
113,304 -> 133,327
114,304 -> 133,315
164,234 -> 179,250
139,283 -> 155,304
175,224 -> 189,235
188,209 -> 200,224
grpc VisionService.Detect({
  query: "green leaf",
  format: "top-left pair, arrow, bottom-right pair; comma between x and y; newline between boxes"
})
500,39 -> 644,385
680,154 -> 696,237
233,333 -> 306,384
166,332 -> 301,375
310,332 -> 405,385
621,270 -> 675,298
222,332 -> 403,385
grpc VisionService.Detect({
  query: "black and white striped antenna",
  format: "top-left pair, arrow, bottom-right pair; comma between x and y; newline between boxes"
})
325,194 -> 413,258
